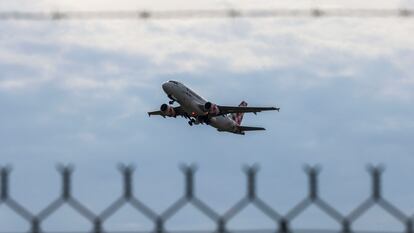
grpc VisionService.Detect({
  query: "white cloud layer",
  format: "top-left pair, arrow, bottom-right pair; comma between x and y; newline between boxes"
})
1,1 -> 413,91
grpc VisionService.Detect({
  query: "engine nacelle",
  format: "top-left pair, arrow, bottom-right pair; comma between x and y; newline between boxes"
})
204,102 -> 220,115
160,104 -> 176,117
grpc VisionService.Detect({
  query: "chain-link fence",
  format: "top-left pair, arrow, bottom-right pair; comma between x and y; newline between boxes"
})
0,164 -> 411,233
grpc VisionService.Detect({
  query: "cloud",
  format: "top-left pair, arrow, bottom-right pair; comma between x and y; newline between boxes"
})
1,0 -> 413,100
0,79 -> 30,90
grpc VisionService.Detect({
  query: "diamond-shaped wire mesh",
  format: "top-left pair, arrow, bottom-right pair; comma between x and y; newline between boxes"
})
0,164 -> 412,233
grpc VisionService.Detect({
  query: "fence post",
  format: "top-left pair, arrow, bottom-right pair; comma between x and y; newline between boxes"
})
304,165 -> 320,200
0,166 -> 10,200
93,218 -> 102,233
279,218 -> 289,233
57,165 -> 73,200
406,219 -> 413,233
244,165 -> 259,200
180,164 -> 196,200
31,217 -> 40,233
217,218 -> 226,233
118,165 -> 134,200
342,219 -> 351,233
155,217 -> 164,233
367,165 -> 384,201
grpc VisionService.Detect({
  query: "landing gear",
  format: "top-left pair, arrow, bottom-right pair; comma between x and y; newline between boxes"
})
168,95 -> 176,105
198,116 -> 210,125
188,118 -> 196,126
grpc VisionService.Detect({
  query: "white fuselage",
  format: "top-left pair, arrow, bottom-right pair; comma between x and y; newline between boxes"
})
162,81 -> 239,133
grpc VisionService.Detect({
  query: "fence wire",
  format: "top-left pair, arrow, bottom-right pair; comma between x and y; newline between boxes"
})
0,164 -> 412,233
0,9 -> 413,21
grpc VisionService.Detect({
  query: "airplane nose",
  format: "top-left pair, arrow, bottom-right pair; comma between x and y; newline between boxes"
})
162,82 -> 171,93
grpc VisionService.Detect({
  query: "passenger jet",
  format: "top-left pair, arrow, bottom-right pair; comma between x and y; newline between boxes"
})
148,81 -> 279,135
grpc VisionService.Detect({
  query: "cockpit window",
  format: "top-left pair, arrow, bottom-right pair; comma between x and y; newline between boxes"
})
169,80 -> 179,85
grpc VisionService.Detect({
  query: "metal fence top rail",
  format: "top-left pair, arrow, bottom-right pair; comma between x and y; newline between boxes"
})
0,164 -> 412,233
0,8 -> 413,20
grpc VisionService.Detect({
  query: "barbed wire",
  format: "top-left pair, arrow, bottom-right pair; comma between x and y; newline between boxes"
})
0,164 -> 413,233
0,8 -> 413,21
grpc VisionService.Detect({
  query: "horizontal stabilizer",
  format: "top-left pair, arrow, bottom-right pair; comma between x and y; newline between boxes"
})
238,126 -> 266,131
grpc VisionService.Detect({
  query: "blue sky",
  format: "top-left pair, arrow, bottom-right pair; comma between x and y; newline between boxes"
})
1,0 -> 414,232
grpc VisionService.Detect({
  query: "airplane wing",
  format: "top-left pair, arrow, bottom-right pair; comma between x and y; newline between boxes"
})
218,105 -> 279,114
238,126 -> 266,131
202,105 -> 279,115
148,106 -> 187,118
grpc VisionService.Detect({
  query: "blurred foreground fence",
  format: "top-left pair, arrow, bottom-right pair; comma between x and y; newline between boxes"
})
0,164 -> 412,233
0,9 -> 413,21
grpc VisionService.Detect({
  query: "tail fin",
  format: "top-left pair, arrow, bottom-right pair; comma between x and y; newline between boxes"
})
232,101 -> 248,125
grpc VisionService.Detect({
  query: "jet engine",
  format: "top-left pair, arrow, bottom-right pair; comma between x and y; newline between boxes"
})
204,102 -> 220,115
160,104 -> 176,117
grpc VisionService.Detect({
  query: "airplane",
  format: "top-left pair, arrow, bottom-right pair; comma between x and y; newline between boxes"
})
148,81 -> 280,135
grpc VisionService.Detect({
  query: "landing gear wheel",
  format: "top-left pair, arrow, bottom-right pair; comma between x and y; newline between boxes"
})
188,121 -> 193,126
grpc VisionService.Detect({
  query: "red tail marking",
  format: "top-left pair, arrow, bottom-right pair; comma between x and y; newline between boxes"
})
232,101 -> 247,125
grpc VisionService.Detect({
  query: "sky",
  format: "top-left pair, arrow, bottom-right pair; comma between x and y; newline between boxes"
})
0,0 -> 414,232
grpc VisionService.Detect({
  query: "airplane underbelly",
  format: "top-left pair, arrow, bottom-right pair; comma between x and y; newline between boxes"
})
210,116 -> 235,132
175,94 -> 204,115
